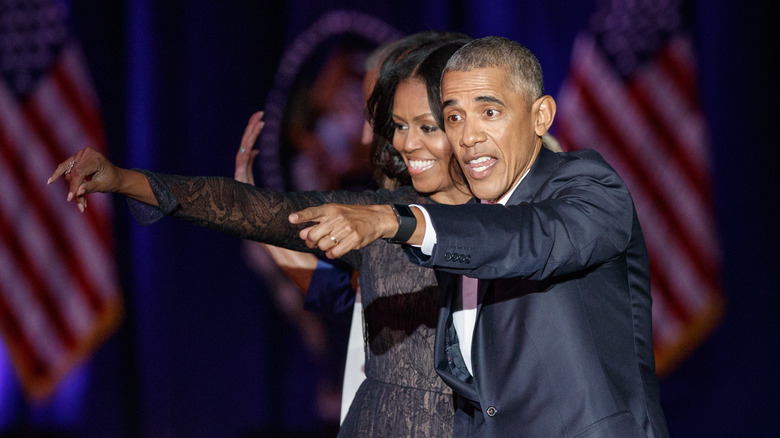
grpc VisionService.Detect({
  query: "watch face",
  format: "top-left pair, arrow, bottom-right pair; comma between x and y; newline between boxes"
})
389,204 -> 416,243
396,204 -> 416,217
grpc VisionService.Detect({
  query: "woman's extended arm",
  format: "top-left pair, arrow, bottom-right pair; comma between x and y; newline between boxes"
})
49,146 -> 396,269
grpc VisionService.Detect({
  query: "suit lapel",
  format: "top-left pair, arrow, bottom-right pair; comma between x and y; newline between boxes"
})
435,271 -> 482,401
507,146 -> 559,206
476,148 -> 559,310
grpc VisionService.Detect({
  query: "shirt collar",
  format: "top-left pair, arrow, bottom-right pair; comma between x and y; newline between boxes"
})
489,167 -> 530,205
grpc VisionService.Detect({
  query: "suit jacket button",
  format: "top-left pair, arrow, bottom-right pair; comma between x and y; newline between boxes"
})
486,406 -> 497,417
444,252 -> 451,261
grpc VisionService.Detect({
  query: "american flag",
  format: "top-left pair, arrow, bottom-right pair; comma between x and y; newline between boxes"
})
554,0 -> 724,375
0,0 -> 122,399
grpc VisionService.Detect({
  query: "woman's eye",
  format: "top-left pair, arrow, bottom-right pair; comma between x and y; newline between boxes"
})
394,123 -> 407,132
421,125 -> 437,134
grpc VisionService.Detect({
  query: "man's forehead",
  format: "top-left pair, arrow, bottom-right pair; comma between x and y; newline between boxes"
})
441,67 -> 514,105
442,67 -> 510,93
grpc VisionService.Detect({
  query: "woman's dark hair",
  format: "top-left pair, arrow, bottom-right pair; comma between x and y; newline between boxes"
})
413,42 -> 471,190
367,32 -> 471,186
414,42 -> 467,131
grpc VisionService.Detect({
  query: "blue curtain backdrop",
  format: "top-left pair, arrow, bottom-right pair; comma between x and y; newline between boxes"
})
1,0 -> 777,436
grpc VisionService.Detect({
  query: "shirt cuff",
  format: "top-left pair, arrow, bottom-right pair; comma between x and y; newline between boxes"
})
410,204 -> 436,256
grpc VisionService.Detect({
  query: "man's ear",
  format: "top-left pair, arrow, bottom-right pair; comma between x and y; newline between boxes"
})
532,95 -> 556,136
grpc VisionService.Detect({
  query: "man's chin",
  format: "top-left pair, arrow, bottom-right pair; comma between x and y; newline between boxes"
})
470,184 -> 501,202
465,171 -> 501,200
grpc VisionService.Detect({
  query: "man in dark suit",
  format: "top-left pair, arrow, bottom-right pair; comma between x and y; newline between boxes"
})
293,36 -> 669,437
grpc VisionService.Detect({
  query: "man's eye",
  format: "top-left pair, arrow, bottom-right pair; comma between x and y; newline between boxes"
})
446,114 -> 461,123
485,109 -> 498,117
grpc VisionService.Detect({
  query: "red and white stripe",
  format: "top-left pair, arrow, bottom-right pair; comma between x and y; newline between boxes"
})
0,42 -> 122,400
555,33 -> 724,375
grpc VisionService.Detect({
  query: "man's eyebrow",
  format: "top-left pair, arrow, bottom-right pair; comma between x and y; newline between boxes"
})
442,98 -> 458,109
441,96 -> 506,108
442,95 -> 505,109
475,95 -> 504,106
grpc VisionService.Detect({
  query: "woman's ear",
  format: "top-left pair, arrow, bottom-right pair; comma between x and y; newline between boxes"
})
532,95 -> 556,136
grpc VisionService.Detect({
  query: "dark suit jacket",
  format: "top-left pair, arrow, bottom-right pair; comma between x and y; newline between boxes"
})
406,148 -> 669,437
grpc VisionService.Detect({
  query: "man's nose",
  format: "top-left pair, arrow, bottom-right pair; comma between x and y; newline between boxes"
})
460,120 -> 486,148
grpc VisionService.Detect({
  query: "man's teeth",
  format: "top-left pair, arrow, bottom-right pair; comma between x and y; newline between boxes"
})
409,159 -> 434,170
469,156 -> 493,172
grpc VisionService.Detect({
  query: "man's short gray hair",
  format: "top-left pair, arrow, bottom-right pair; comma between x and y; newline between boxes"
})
444,36 -> 544,108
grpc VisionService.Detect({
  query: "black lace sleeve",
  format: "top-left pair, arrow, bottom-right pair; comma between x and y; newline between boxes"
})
126,170 -> 397,270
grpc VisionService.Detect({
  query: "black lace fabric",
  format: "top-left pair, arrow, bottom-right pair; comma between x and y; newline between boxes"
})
128,172 -> 454,437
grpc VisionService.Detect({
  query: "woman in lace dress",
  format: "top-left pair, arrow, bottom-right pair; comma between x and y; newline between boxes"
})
49,37 -> 471,437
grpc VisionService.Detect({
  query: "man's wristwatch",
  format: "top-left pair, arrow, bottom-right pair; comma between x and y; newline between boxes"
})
386,204 -> 416,244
